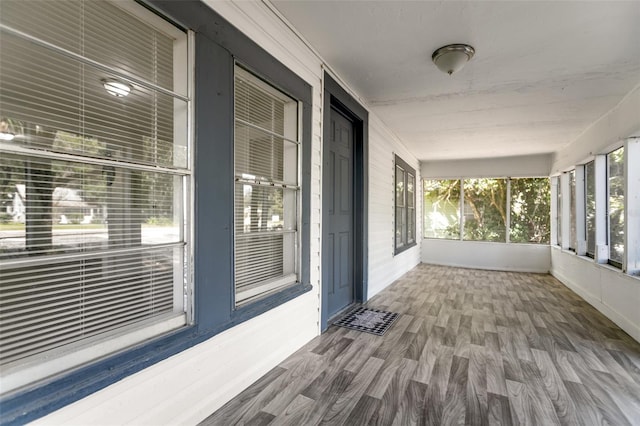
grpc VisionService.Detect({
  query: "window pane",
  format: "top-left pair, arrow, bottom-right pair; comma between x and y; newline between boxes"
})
407,207 -> 415,244
0,0 -> 179,92
569,170 -> 577,250
395,206 -> 405,247
407,173 -> 415,243
585,161 -> 596,256
423,179 -> 460,239
608,147 -> 624,266
509,178 -> 550,244
233,67 -> 299,305
0,0 -> 188,392
557,181 -> 562,246
395,165 -> 405,208
1,245 -> 182,366
0,19 -> 188,169
463,178 -> 507,242
0,153 -> 182,258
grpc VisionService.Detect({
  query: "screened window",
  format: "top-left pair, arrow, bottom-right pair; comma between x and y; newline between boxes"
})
509,178 -> 550,244
608,147 -> 625,267
423,179 -> 460,239
394,155 -> 416,254
557,179 -> 563,247
463,178 -> 507,242
569,170 -> 577,251
0,0 -> 189,394
585,161 -> 596,258
234,66 -> 300,306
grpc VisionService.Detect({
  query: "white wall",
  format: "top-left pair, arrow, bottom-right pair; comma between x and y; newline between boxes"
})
551,249 -> 640,343
422,240 -> 550,273
368,113 -> 421,298
34,1 -> 420,424
549,83 -> 640,343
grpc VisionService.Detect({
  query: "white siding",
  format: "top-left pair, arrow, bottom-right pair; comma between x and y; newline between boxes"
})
368,114 -> 421,298
33,1 -> 420,424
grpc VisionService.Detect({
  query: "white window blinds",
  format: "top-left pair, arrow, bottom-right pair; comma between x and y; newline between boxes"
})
234,66 -> 300,306
0,0 -> 190,394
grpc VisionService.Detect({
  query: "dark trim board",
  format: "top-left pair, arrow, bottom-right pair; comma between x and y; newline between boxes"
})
321,73 -> 369,331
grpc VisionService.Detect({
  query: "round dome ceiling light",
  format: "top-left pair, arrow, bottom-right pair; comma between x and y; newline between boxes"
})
102,79 -> 132,97
432,44 -> 475,75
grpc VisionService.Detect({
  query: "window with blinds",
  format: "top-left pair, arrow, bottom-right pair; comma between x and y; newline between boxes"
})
234,66 -> 300,306
0,0 -> 190,395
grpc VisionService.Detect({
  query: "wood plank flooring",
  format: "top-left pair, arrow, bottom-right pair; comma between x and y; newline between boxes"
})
201,264 -> 640,425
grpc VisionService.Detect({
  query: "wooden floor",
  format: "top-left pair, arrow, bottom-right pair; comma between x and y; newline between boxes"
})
201,264 -> 640,425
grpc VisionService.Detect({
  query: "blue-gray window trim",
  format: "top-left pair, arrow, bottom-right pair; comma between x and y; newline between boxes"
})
1,1 -> 312,424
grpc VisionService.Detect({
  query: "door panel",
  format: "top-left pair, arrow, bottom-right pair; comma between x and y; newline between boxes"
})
325,107 -> 354,317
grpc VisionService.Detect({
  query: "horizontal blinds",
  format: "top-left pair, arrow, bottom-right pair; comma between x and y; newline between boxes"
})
234,66 -> 299,305
1,245 -> 180,366
0,0 -> 176,92
0,153 -> 182,258
0,0 -> 189,384
0,31 -> 188,169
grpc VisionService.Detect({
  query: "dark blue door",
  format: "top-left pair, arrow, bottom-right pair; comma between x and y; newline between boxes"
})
325,107 -> 354,318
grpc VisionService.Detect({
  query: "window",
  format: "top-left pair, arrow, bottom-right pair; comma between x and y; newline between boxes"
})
424,177 -> 549,244
234,66 -> 300,305
0,0 -> 189,395
463,178 -> 507,242
509,178 -> 550,244
423,179 -> 460,239
585,161 -> 596,258
557,179 -> 563,247
394,155 -> 416,253
608,147 -> 624,268
569,170 -> 577,251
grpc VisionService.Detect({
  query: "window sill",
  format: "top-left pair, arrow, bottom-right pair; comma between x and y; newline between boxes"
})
423,238 -> 550,247
553,248 -> 640,282
394,241 -> 417,256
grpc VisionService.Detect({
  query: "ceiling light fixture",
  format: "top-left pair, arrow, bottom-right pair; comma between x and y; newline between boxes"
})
0,132 -> 15,141
432,44 -> 475,75
102,79 -> 132,97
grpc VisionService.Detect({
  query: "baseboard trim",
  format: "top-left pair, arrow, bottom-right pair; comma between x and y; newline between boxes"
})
551,269 -> 640,344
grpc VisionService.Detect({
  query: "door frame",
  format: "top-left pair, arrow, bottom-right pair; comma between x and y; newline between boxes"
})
321,72 -> 368,331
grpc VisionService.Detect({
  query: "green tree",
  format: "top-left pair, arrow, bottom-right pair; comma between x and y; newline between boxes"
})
463,178 -> 507,242
510,178 -> 550,244
424,177 -> 550,244
608,147 -> 625,263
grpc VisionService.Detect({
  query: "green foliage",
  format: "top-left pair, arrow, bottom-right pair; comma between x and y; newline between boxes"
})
463,178 -> 507,242
146,216 -> 174,226
510,178 -> 550,244
423,179 -> 460,239
608,147 -> 625,262
424,177 -> 550,244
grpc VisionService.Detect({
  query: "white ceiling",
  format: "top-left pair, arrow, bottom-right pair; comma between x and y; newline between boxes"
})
271,1 -> 640,161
